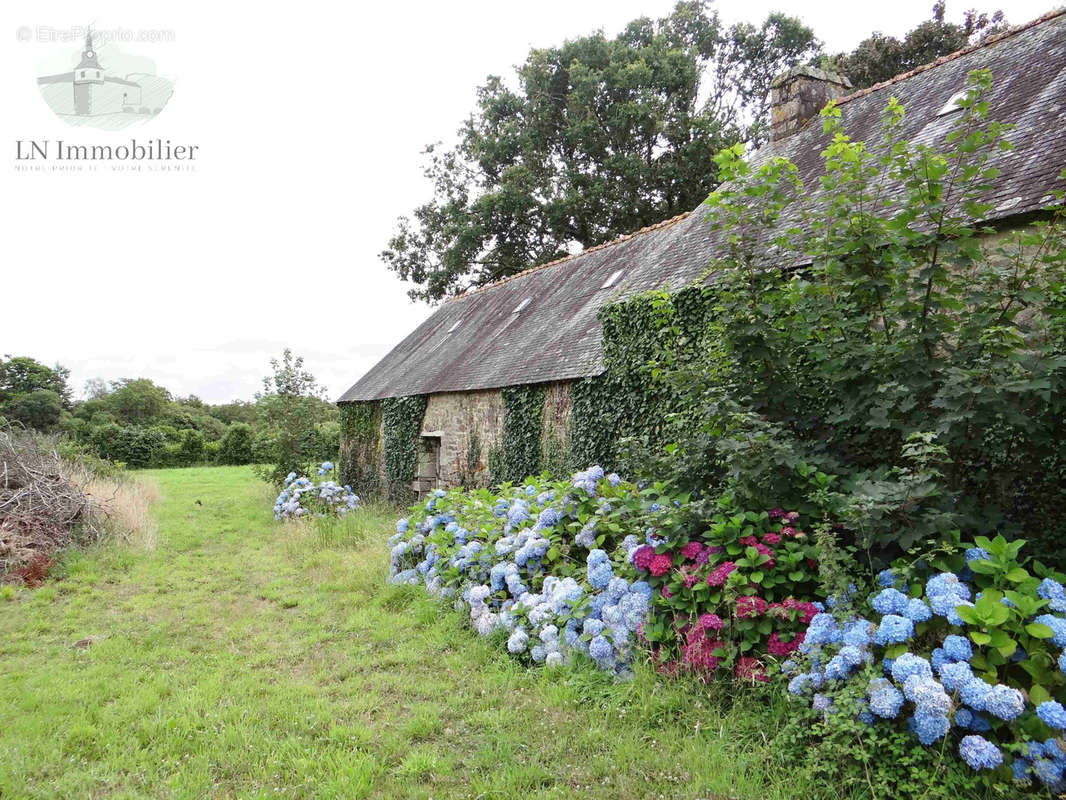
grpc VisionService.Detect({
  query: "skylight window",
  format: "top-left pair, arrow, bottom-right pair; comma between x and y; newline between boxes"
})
937,90 -> 968,116
512,298 -> 532,314
446,319 -> 462,333
600,269 -> 624,290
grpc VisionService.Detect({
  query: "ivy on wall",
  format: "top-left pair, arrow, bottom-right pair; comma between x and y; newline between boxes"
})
382,395 -> 428,505
494,385 -> 546,485
567,286 -> 718,472
339,401 -> 383,497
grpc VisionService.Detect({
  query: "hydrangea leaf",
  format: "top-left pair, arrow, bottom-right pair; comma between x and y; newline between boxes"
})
1026,622 -> 1056,639
1030,684 -> 1052,706
970,631 -> 992,646
1006,567 -> 1031,583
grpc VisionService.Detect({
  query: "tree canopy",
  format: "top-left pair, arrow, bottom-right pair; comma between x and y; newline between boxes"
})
827,2 -> 1007,90
382,1 -> 819,302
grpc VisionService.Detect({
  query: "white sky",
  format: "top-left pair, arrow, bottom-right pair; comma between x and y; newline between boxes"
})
0,0 -> 1052,403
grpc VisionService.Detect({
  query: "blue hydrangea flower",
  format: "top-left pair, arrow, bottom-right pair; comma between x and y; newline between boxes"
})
943,634 -> 973,663
1037,700 -> 1066,730
788,673 -> 812,695
926,573 -> 971,601
607,472 -> 622,487
842,619 -> 873,647
939,661 -> 976,693
964,547 -> 990,564
877,568 -> 900,588
874,615 -> 915,646
1035,614 -> 1066,648
869,685 -> 905,719
588,635 -> 613,664
959,678 -> 993,711
985,684 -> 1025,721
1038,578 -> 1066,613
909,711 -> 950,745
871,588 -> 909,615
903,598 -> 932,622
959,735 -> 1003,770
1012,758 -> 1032,785
1033,757 -> 1064,788
891,653 -> 933,684
909,678 -> 952,716
812,693 -> 832,711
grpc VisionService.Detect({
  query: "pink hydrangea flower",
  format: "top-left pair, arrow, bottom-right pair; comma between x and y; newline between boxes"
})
736,595 -> 767,618
632,545 -> 656,571
766,632 -> 801,656
680,541 -> 703,561
707,561 -> 737,587
768,507 -> 786,519
679,564 -> 701,588
780,526 -> 797,538
739,535 -> 759,547
696,613 -> 724,631
648,553 -> 673,577
761,532 -> 781,546
754,542 -> 775,569
660,584 -> 673,599
785,511 -> 800,523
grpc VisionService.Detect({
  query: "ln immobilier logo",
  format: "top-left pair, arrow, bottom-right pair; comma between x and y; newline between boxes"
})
36,27 -> 174,131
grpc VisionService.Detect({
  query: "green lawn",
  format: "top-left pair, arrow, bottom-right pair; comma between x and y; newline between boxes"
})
0,466 -> 806,799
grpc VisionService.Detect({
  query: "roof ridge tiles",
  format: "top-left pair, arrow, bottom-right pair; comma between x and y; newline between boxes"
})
448,211 -> 692,302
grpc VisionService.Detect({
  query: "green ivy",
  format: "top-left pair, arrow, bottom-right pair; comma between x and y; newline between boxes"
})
567,286 -> 718,472
382,395 -> 427,505
496,385 -> 546,485
338,401 -> 382,498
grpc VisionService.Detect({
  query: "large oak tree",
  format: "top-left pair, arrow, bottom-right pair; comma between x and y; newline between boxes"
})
382,1 -> 819,302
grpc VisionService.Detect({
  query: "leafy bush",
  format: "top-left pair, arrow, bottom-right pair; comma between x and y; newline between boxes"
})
591,71 -> 1066,568
785,534 -> 1066,791
217,423 -> 255,465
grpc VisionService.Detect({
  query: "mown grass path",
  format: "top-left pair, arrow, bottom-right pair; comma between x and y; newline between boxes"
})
0,467 -> 802,799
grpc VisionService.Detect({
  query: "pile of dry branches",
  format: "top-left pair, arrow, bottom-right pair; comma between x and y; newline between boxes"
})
0,427 -> 109,577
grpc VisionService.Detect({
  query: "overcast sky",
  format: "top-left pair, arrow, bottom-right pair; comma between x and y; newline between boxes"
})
1,0 -> 1052,403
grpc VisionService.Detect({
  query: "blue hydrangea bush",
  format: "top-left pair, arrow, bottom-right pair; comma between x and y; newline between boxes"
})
388,467 -> 680,676
273,462 -> 360,519
786,534 -> 1066,791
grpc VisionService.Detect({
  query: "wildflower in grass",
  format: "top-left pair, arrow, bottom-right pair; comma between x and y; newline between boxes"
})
1037,700 -> 1066,729
959,735 -> 1003,770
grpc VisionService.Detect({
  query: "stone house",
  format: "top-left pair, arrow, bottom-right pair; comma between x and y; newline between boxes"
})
338,10 -> 1066,498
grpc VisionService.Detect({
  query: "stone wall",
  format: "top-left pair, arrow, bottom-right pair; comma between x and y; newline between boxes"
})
421,388 -> 507,488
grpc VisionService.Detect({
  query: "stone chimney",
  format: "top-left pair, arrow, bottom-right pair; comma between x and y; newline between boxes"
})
769,66 -> 852,142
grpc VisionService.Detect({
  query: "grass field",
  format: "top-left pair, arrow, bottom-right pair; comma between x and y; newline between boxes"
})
0,466 -> 808,799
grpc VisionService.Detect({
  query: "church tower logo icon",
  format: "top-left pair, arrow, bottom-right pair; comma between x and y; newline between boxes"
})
37,30 -> 175,131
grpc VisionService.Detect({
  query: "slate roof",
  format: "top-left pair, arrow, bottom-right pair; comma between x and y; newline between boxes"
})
340,9 -> 1066,403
